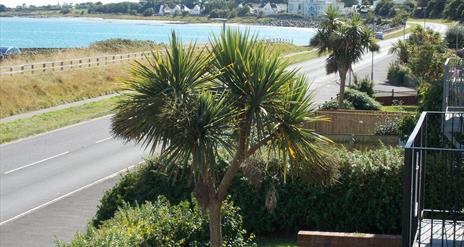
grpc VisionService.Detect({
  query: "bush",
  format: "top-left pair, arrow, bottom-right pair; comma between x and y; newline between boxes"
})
319,99 -> 354,110
445,25 -> 464,49
208,9 -> 229,18
387,63 -> 415,86
93,147 -> 405,235
60,196 -> 255,247
398,114 -> 417,141
89,39 -> 157,52
350,75 -> 375,97
344,89 -> 382,110
143,7 -> 154,16
374,117 -> 400,136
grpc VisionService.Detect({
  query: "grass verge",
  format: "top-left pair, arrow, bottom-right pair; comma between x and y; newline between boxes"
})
0,64 -> 125,118
0,97 -> 119,144
381,105 -> 418,112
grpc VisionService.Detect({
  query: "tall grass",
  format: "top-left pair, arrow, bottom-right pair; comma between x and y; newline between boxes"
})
0,64 -> 126,118
0,39 -> 161,66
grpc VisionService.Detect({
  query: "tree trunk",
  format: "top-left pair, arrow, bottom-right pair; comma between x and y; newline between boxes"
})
338,69 -> 347,108
208,200 -> 222,247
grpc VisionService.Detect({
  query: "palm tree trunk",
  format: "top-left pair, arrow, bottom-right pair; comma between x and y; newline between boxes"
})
338,69 -> 347,108
208,200 -> 222,247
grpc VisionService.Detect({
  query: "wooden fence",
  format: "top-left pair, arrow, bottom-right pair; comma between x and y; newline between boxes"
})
0,51 -> 153,76
0,37 -> 293,76
308,110 -> 413,135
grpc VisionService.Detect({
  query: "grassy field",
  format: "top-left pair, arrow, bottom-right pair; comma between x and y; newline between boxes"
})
0,39 -> 161,66
0,64 -> 125,118
0,97 -> 119,144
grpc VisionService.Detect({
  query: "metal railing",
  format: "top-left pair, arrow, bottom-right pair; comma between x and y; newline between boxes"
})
444,58 -> 464,111
402,111 -> 464,247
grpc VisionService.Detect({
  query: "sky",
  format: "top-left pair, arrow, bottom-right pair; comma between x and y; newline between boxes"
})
1,0 -> 139,8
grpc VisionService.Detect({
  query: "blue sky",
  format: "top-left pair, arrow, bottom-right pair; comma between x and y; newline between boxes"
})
2,1 -> 139,8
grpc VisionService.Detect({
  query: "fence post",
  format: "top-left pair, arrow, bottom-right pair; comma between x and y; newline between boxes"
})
70,60 -> 73,69
88,58 -> 91,67
79,60 -> 82,68
97,58 -> 99,66
31,64 -> 34,74
43,63 -> 46,72
61,62 -> 64,71
402,147 -> 414,247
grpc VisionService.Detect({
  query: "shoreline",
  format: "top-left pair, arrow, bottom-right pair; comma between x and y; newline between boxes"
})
0,12 -> 319,29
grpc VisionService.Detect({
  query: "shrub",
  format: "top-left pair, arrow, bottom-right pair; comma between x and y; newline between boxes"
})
319,99 -> 354,110
60,196 -> 255,247
89,39 -> 157,53
143,7 -> 154,16
350,75 -> 375,97
208,9 -> 229,18
398,114 -> 417,141
387,63 -> 415,86
93,147 -> 405,235
374,117 -> 400,136
445,25 -> 464,49
344,89 -> 382,110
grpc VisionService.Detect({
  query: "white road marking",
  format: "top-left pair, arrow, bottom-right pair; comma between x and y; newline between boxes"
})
0,162 -> 140,226
3,151 -> 70,175
95,137 -> 112,144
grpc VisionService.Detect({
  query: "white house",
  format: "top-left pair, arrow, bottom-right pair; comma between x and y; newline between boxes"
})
288,0 -> 345,17
173,4 -> 182,15
261,2 -> 276,16
191,4 -> 202,15
159,5 -> 173,15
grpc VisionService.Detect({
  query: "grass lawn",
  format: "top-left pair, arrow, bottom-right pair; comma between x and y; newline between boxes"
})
0,97 -> 119,144
381,105 -> 418,113
256,236 -> 297,247
408,18 -> 458,27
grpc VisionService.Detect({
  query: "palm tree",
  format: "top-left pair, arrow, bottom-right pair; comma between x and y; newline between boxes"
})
389,40 -> 409,64
311,7 -> 379,107
112,30 -> 334,247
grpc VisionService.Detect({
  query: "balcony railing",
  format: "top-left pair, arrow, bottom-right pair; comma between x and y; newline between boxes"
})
402,111 -> 464,247
444,58 -> 464,111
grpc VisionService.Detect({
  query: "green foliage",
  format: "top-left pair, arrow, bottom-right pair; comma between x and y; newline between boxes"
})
89,39 -> 158,52
143,7 -> 154,16
444,0 -> 464,21
397,114 -> 417,141
374,117 -> 400,136
374,0 -> 397,17
446,25 -> 464,49
0,4 -> 7,12
60,196 -> 255,247
344,89 -> 382,110
319,99 -> 354,110
93,147 -> 405,235
417,81 -> 443,112
208,9 -> 230,18
350,75 -> 375,97
387,63 -> 415,86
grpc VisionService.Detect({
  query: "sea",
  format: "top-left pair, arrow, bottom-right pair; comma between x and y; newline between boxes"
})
0,17 -> 316,48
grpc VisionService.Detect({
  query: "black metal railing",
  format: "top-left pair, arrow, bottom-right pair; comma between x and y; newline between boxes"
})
444,58 -> 464,111
403,111 -> 464,247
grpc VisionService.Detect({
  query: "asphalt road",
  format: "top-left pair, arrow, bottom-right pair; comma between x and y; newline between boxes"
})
0,22 -> 448,247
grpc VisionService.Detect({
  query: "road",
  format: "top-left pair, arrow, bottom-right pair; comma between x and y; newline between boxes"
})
0,22 -> 447,246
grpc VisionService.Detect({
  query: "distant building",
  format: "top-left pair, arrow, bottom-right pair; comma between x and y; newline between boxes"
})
252,2 -> 287,16
190,4 -> 202,15
288,0 -> 345,17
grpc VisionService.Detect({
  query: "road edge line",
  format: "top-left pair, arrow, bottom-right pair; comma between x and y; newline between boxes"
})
0,161 -> 142,226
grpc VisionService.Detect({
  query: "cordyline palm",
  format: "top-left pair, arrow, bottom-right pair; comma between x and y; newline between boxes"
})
311,7 -> 379,107
112,30 -> 334,247
389,40 -> 409,64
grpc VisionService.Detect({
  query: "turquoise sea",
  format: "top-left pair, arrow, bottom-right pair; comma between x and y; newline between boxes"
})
0,17 -> 315,48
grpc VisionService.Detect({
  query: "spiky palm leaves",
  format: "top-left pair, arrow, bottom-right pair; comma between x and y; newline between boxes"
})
311,8 -> 379,107
112,29 -> 335,247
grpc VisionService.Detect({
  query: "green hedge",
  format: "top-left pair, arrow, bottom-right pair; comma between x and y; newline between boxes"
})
93,147 -> 405,235
60,196 -> 255,246
344,89 -> 382,111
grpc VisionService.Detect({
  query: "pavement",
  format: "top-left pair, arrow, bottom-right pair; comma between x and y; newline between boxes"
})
0,22 -> 448,247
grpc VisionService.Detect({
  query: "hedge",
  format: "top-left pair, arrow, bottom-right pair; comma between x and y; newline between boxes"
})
59,196 -> 255,246
93,146 -> 405,235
